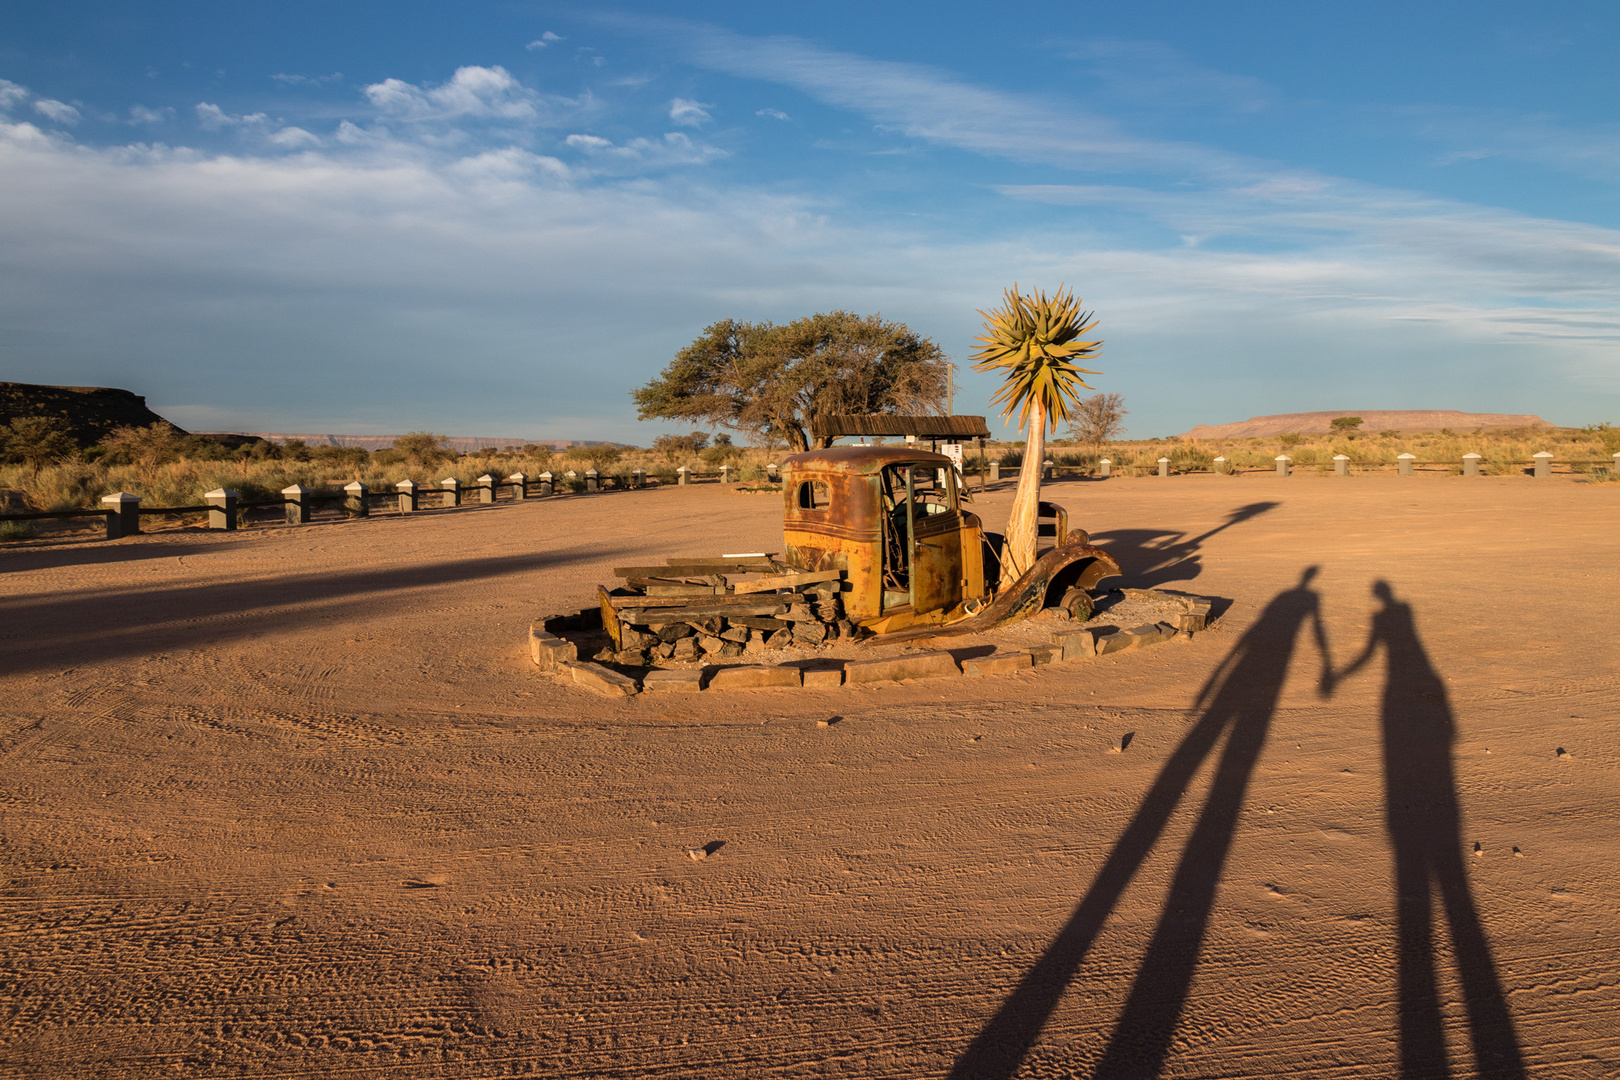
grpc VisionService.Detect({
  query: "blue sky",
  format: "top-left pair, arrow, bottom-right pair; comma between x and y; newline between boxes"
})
1,1 -> 1617,441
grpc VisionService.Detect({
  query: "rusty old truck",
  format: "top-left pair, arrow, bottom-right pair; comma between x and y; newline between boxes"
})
597,446 -> 1120,654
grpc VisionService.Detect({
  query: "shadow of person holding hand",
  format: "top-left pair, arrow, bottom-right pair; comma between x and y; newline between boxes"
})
1329,581 -> 1526,1079
951,566 -> 1330,1080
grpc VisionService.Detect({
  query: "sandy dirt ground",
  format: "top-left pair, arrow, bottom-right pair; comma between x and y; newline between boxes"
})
1,472 -> 1617,1079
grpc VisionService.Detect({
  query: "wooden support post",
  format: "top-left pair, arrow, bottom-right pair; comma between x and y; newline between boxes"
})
441,478 -> 461,507
1533,451 -> 1553,478
1398,453 -> 1415,477
345,481 -> 369,517
1333,454 -> 1350,477
508,472 -> 528,499
100,491 -> 140,538
205,488 -> 238,530
476,474 -> 496,503
1463,453 -> 1481,476
396,479 -> 419,513
1275,455 -> 1291,477
282,485 -> 312,524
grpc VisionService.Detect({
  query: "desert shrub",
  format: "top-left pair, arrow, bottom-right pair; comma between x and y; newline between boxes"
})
1278,433 -> 1303,449
998,448 -> 1024,468
19,465 -> 102,511
0,520 -> 38,541
1170,444 -> 1213,472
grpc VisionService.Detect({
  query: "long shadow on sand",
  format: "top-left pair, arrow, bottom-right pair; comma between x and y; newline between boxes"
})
949,567 -> 1329,1079
1332,582 -> 1527,1079
0,545 -> 651,677
1089,500 -> 1279,588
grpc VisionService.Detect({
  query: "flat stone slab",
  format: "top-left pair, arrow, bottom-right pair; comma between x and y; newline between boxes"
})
641,669 -> 704,693
561,660 -> 640,697
529,626 -> 578,671
844,650 -> 960,685
706,665 -> 803,691
801,667 -> 845,690
1028,644 -> 1059,666
964,650 -> 1033,677
1097,623 -> 1178,655
1052,628 -> 1097,660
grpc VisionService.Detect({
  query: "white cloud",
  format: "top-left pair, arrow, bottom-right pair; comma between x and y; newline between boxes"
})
33,99 -> 81,125
129,104 -> 173,125
668,97 -> 712,126
195,102 -> 268,130
271,72 -> 342,86
563,130 -> 726,170
364,65 -> 572,124
0,80 -> 27,111
756,108 -> 789,121
526,31 -> 563,50
268,126 -> 321,148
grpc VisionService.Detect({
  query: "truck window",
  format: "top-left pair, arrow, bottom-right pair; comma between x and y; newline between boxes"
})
796,480 -> 830,511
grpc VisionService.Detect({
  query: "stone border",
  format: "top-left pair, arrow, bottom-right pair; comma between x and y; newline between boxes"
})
527,590 -> 1218,698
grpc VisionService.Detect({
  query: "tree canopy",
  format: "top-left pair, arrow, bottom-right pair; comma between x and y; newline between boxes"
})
633,311 -> 949,452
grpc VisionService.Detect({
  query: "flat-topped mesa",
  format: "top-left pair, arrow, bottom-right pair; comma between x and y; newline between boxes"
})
1180,410 -> 1556,439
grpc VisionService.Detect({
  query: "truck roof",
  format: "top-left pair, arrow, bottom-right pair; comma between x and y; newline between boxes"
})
783,445 -> 954,474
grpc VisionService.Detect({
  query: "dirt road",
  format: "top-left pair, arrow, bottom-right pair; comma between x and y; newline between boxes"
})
2,473 -> 1616,1078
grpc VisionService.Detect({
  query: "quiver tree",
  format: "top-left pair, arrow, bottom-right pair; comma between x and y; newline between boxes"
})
971,284 -> 1102,581
634,312 -> 949,452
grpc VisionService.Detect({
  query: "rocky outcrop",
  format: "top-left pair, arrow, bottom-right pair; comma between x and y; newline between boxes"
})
0,382 -> 182,446
1180,410 -> 1555,439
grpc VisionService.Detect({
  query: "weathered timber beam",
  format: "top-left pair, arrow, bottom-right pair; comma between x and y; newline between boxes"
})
731,569 -> 844,595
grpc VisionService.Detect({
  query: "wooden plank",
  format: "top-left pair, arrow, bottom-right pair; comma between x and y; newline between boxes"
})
612,557 -> 780,577
604,591 -> 792,611
731,569 -> 845,595
644,584 -> 724,597
727,616 -> 792,631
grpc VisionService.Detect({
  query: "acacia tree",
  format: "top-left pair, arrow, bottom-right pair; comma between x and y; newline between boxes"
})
633,312 -> 949,452
971,285 -> 1102,580
1068,392 -> 1128,447
1,417 -> 76,477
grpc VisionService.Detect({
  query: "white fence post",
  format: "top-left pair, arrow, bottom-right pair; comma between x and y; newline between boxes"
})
441,478 -> 461,507
1397,453 -> 1416,477
396,479 -> 418,512
1098,458 -> 1111,479
101,491 -> 140,538
344,481 -> 369,517
1533,451 -> 1553,478
282,485 -> 313,524
1462,453 -> 1481,476
1157,457 -> 1169,478
1275,455 -> 1291,477
1333,454 -> 1349,477
205,489 -> 238,530
508,472 -> 528,499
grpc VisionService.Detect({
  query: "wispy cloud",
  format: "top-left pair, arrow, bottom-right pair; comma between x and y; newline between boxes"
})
129,104 -> 173,124
564,130 -> 725,170
649,19 -> 1259,180
33,98 -> 81,125
271,71 -> 343,87
365,65 -> 553,122
1402,104 -> 1620,184
668,97 -> 711,126
1064,38 -> 1273,114
756,108 -> 789,121
195,102 -> 268,130
0,80 -> 27,111
526,31 -> 563,50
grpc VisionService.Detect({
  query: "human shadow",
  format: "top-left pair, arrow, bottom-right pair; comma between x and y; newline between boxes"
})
1090,501 -> 1279,587
950,566 -> 1328,1079
1330,582 -> 1526,1079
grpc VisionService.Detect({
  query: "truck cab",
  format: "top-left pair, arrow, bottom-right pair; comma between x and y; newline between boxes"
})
782,447 -> 989,634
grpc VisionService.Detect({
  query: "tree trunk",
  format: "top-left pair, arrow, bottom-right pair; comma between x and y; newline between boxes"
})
1002,400 -> 1046,584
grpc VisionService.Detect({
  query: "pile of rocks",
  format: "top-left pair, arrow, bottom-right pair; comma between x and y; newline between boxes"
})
607,580 -> 853,666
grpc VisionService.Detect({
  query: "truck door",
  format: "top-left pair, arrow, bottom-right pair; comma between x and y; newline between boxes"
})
907,464 -> 965,615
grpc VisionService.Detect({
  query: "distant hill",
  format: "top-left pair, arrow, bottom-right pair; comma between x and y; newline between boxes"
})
194,433 -> 614,452
0,382 -> 182,446
1180,410 -> 1556,439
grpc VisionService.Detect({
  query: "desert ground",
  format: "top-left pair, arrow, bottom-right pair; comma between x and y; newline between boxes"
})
1,471 -> 1617,1079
